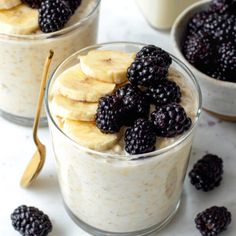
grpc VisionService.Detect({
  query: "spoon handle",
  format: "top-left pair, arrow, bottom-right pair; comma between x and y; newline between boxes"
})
33,50 -> 54,145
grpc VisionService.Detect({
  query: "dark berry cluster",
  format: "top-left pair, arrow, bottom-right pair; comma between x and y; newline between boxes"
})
189,154 -> 223,191
21,0 -> 82,33
96,45 -> 192,155
182,0 -> 236,82
11,205 -> 52,236
195,206 -> 231,236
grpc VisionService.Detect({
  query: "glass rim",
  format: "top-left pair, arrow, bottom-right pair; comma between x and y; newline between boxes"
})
45,41 -> 202,161
0,0 -> 101,40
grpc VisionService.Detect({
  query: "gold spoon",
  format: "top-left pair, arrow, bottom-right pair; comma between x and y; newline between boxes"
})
20,50 -> 54,188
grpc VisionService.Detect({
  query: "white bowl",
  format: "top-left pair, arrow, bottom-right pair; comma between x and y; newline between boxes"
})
171,0 -> 236,121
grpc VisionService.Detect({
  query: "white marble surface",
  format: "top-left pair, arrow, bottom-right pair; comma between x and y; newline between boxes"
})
0,0 -> 236,235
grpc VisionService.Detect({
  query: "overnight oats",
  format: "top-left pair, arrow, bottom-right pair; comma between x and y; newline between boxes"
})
0,0 -> 100,126
46,43 -> 202,235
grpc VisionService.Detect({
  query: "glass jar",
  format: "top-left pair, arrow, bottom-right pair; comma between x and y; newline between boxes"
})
136,0 -> 199,30
0,0 -> 100,126
45,42 -> 202,235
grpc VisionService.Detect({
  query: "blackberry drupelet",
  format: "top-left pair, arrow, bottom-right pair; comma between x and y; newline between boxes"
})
127,57 -> 168,87
65,0 -> 82,14
189,154 -> 223,191
183,33 -> 213,68
217,42 -> 236,82
125,119 -> 156,155
151,103 -> 192,137
146,79 -> 181,106
11,205 -> 52,236
115,84 -> 150,126
96,95 -> 123,134
39,0 -> 72,33
195,206 -> 231,236
21,0 -> 41,8
209,0 -> 236,14
136,45 -> 172,67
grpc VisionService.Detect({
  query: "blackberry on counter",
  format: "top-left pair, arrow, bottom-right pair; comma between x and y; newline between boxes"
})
21,0 -> 42,8
146,79 -> 181,106
39,0 -> 72,33
217,42 -> 236,81
195,206 -> 231,236
209,0 -> 236,14
127,57 -> 168,87
11,205 -> 52,236
136,45 -> 172,67
65,0 -> 82,14
96,95 -> 123,134
125,119 -> 156,155
183,33 -> 213,68
115,84 -> 150,126
189,154 -> 223,191
151,103 -> 192,137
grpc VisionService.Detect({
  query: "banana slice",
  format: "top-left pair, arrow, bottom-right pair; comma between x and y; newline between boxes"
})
54,64 -> 116,102
63,120 -> 120,151
51,94 -> 98,121
0,0 -> 21,10
80,50 -> 135,84
0,4 -> 39,34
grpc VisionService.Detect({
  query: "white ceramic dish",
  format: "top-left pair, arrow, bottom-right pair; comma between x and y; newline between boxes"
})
171,0 -> 236,121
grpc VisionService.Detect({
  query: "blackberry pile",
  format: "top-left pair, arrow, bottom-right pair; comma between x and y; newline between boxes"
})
96,45 -> 192,155
11,205 -> 52,236
195,206 -> 231,236
21,0 -> 82,32
183,0 -> 236,82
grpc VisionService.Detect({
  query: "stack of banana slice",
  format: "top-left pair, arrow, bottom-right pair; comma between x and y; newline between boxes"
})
0,0 -> 39,34
51,50 -> 135,151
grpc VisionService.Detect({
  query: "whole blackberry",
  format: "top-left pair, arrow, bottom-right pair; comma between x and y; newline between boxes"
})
151,103 -> 192,137
136,45 -> 172,67
183,33 -> 213,68
203,13 -> 236,42
195,206 -> 231,236
205,67 -> 228,81
11,205 -> 52,236
65,0 -> 82,14
217,42 -> 236,82
146,79 -> 181,106
21,0 -> 42,8
39,0 -> 72,33
125,119 -> 156,155
127,57 -> 168,87
209,0 -> 236,14
187,11 -> 209,35
96,95 -> 123,134
189,154 -> 223,191
115,84 -> 150,126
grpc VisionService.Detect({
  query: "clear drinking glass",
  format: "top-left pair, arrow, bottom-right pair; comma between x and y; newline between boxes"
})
0,0 -> 100,126
45,42 -> 202,235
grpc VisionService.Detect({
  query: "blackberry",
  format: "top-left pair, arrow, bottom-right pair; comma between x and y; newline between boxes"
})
127,57 -> 168,87
151,103 -> 192,137
195,206 -> 231,236
187,11 -> 209,35
136,45 -> 172,67
96,95 -> 123,134
115,84 -> 150,126
21,0 -> 41,8
11,205 -> 52,236
203,13 -> 236,42
125,119 -> 156,155
189,154 -> 223,191
39,0 -> 72,33
209,0 -> 236,14
206,68 -> 228,81
146,79 -> 181,106
217,42 -> 236,82
65,0 -> 82,14
183,33 -> 213,69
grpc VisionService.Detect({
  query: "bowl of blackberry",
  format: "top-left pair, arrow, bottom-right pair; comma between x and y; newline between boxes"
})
171,0 -> 236,121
